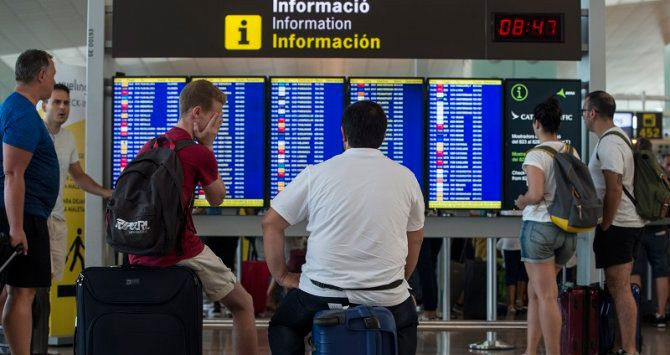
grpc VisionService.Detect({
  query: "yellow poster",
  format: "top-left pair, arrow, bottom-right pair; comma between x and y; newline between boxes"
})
47,64 -> 87,342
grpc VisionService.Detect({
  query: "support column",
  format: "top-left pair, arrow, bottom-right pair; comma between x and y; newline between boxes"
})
576,0 -> 605,286
664,44 -> 670,134
85,0 -> 106,267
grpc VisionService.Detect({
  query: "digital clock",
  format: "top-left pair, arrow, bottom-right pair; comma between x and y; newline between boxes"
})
492,13 -> 563,43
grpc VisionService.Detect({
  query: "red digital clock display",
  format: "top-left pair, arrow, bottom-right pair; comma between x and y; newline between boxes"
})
493,13 -> 563,43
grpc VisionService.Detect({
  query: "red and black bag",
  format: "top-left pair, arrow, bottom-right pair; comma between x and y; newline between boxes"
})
241,238 -> 271,315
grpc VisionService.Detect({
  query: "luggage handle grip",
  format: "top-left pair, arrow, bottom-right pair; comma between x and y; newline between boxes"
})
364,316 -> 381,330
313,316 -> 342,326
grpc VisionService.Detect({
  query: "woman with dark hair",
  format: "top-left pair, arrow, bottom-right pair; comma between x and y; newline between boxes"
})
515,97 -> 579,355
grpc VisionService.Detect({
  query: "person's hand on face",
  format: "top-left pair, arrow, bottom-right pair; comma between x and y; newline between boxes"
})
193,109 -> 222,148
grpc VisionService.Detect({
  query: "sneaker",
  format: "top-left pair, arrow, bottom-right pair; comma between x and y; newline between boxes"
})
652,313 -> 667,328
419,314 -> 437,321
612,350 -> 640,355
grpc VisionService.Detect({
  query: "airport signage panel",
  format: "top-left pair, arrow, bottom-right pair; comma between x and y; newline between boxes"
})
113,0 -> 581,60
636,112 -> 663,139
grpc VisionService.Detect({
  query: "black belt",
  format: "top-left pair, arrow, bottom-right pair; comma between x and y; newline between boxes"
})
310,278 -> 404,291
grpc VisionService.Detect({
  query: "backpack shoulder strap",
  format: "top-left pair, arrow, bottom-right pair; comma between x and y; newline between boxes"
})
560,143 -> 576,156
174,139 -> 196,152
152,135 -> 196,152
622,186 -> 638,208
530,145 -> 559,158
161,136 -> 196,256
597,130 -> 634,160
596,131 -> 639,206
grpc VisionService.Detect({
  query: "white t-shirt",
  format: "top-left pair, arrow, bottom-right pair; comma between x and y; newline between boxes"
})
588,127 -> 644,228
271,148 -> 425,307
522,141 -> 580,223
49,127 -> 79,221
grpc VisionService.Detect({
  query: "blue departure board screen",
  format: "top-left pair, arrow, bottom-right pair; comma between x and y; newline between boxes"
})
269,77 -> 345,199
348,78 -> 424,187
427,79 -> 503,209
190,77 -> 266,207
112,77 -> 187,186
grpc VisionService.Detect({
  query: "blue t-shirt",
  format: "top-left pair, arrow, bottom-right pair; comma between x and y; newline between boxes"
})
0,92 -> 59,219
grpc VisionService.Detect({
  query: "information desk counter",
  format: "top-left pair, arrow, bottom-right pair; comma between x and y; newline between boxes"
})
193,215 -> 523,238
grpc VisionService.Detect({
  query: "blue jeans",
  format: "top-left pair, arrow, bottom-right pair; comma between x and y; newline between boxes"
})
503,250 -> 528,285
268,289 -> 418,355
632,225 -> 669,278
417,238 -> 443,311
520,220 -> 576,265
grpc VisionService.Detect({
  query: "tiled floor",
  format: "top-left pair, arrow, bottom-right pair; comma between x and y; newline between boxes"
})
49,326 -> 670,354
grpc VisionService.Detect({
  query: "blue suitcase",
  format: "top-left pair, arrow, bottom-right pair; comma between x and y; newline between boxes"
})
599,284 -> 642,354
312,305 -> 398,355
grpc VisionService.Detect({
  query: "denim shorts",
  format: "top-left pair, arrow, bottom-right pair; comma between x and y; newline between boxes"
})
519,220 -> 576,265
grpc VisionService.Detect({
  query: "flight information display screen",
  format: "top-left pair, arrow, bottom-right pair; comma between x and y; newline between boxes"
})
348,78 -> 424,187
190,77 -> 266,207
427,79 -> 503,209
613,112 -> 634,138
111,77 -> 187,186
269,77 -> 345,199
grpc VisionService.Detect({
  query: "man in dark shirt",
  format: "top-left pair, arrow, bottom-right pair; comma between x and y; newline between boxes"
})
0,49 -> 59,355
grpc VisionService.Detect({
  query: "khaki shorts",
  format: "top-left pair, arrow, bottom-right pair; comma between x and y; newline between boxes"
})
177,245 -> 237,302
47,216 -> 68,282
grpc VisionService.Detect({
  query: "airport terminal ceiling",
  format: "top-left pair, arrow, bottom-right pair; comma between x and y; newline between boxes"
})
0,0 -> 669,99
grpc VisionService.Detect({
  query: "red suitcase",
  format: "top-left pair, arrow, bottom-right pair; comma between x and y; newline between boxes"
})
241,260 -> 271,315
560,286 -> 600,355
241,238 -> 272,315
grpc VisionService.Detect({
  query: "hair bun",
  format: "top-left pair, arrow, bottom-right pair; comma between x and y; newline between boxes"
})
545,96 -> 560,110
532,96 -> 562,134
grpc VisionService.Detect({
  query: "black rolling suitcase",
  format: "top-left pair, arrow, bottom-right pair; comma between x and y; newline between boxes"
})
599,284 -> 643,354
463,259 -> 487,320
76,266 -> 202,355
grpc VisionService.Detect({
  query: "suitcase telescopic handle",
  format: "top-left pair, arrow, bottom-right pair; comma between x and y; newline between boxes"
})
0,244 -> 24,273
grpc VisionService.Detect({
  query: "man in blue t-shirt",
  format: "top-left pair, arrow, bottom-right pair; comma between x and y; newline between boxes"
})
0,49 -> 59,355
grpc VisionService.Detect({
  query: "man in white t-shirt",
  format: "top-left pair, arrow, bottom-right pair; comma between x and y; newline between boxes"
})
31,83 -> 113,353
262,100 -> 425,355
584,90 -> 644,355
43,84 -> 113,280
